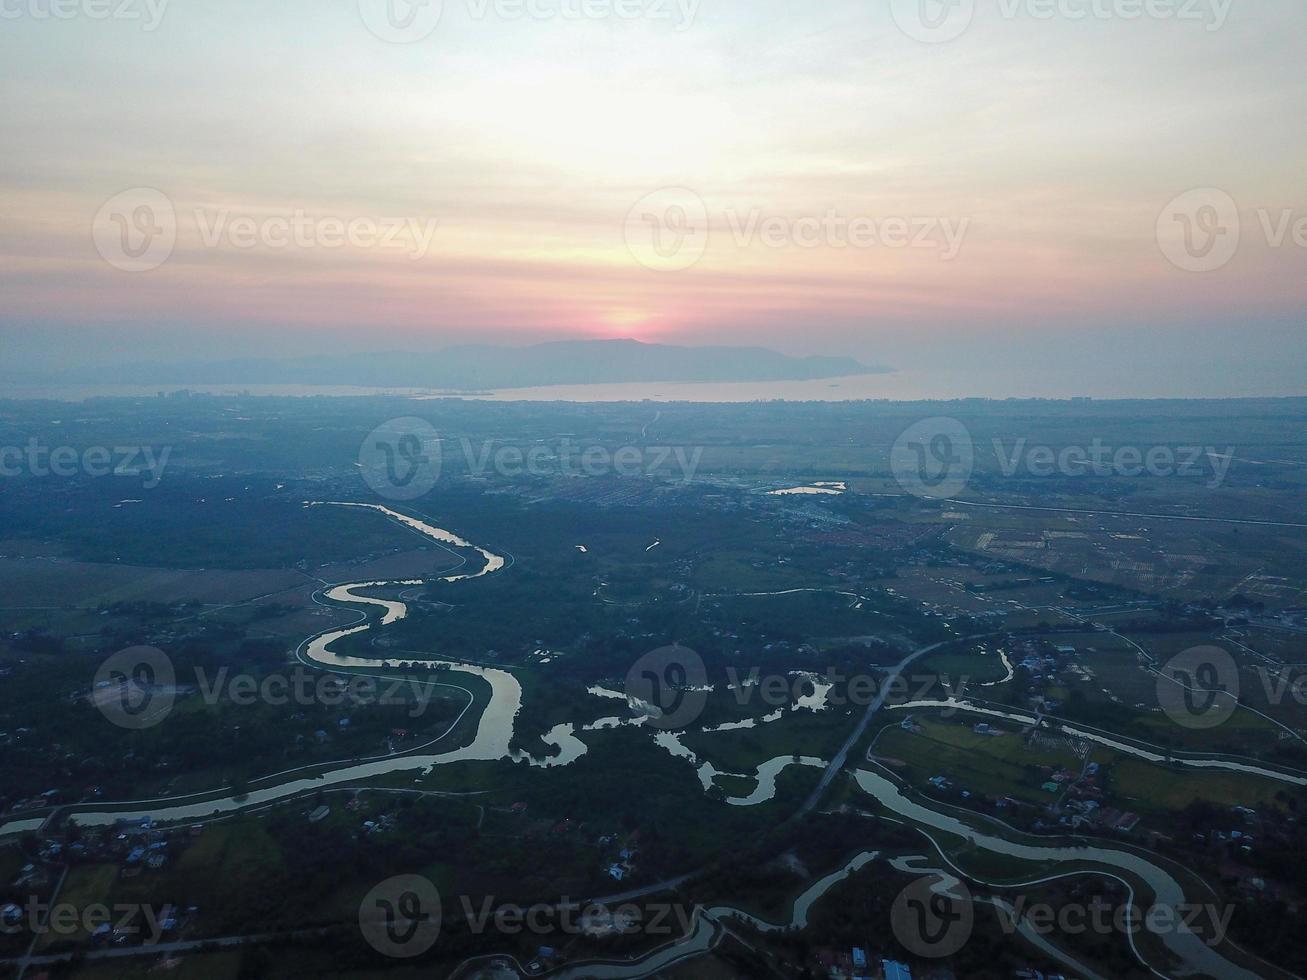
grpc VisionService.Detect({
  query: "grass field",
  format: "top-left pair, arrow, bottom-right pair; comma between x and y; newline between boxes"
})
35,864 -> 118,950
919,645 -> 1011,686
877,712 -> 1294,816
874,717 -> 1085,803
1105,757 -> 1289,812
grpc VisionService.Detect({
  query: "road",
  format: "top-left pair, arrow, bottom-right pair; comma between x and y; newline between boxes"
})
938,497 -> 1307,530
796,631 -> 1003,819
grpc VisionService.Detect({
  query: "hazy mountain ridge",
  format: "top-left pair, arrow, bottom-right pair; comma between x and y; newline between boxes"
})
85,340 -> 887,390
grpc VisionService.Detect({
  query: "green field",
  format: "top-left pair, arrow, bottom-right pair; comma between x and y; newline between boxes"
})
874,717 -> 1085,803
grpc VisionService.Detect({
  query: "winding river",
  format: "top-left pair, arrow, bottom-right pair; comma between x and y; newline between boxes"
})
0,503 -> 580,836
853,769 -> 1260,980
890,698 -> 1307,786
0,504 -> 1298,980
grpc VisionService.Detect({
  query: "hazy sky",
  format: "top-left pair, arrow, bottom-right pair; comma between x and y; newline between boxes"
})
1,0 -> 1304,394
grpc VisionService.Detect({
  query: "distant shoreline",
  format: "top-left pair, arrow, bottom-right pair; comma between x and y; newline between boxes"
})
3,375 -> 1307,404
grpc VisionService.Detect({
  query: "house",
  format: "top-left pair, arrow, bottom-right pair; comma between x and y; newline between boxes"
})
812,948 -> 852,978
882,960 -> 913,980
1113,812 -> 1140,833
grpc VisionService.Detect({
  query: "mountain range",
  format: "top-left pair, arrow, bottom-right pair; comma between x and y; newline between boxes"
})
84,340 -> 887,391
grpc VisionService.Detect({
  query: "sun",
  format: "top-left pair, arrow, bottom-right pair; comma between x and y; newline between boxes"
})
598,310 -> 657,338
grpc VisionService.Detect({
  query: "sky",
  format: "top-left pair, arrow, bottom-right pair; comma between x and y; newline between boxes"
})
1,0 -> 1305,396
